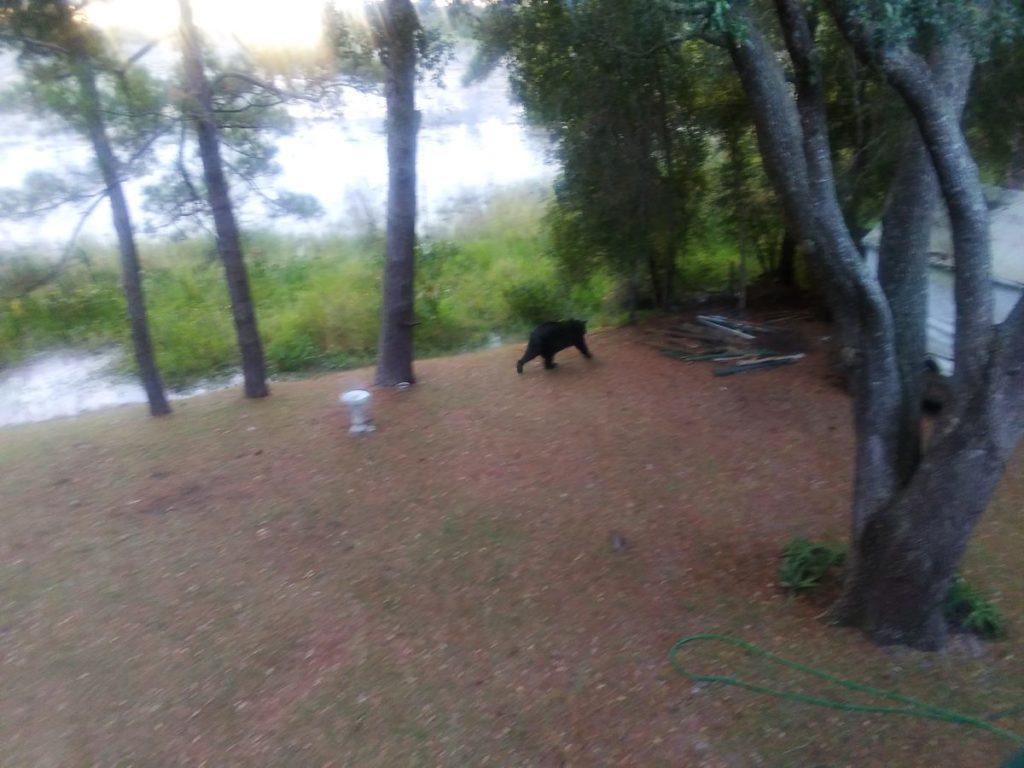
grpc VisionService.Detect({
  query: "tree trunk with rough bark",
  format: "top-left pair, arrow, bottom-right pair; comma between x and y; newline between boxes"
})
178,0 -> 268,399
375,0 -> 420,387
836,394 -> 1011,648
873,38 -> 974,484
70,34 -> 170,416
778,231 -> 796,286
721,0 -> 1024,649
828,5 -> 1023,650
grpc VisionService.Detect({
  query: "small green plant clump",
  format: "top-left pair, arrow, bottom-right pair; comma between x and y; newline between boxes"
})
778,537 -> 1007,639
778,537 -> 846,594
944,574 -> 1007,640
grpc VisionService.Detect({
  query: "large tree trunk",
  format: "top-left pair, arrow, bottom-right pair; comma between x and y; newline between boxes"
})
722,0 -> 1024,649
822,8 -> 1024,648
71,42 -> 170,416
777,231 -> 796,286
837,386 -> 1011,649
375,0 -> 420,387
178,0 -> 268,399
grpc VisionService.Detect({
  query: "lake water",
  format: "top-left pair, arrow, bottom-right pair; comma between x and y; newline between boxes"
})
0,43 -> 556,246
0,349 -> 245,428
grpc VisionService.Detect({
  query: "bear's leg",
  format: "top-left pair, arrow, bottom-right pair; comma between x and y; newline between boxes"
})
517,344 -> 539,374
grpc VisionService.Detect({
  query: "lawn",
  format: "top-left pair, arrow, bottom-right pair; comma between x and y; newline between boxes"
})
1,320 -> 1022,767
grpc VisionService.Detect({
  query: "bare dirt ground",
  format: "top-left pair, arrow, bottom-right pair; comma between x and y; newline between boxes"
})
1,318 -> 1022,767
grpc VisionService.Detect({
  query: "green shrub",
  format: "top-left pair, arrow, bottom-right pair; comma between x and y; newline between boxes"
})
0,262 -> 128,362
944,575 -> 1006,640
266,331 -> 321,373
142,262 -> 238,385
503,279 -> 569,327
778,537 -> 846,594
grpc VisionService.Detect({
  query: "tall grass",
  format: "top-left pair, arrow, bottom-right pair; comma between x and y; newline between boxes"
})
0,187 -> 621,386
0,186 -> 751,385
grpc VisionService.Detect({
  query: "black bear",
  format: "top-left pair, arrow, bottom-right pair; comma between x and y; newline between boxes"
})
516,319 -> 592,373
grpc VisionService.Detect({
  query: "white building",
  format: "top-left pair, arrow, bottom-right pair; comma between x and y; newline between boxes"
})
862,186 -> 1024,376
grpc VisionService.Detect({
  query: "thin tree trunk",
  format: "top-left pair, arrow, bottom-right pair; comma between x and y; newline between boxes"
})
626,254 -> 640,325
71,44 -> 170,416
178,0 -> 268,399
726,125 -> 749,312
778,231 -> 796,286
664,228 -> 680,309
375,0 -> 420,387
646,250 -> 664,310
653,51 -> 681,309
737,248 -> 747,312
726,7 -> 905,550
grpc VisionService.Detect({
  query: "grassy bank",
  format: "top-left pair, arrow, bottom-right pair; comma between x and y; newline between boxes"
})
0,188 -> 621,386
0,184 -> 758,386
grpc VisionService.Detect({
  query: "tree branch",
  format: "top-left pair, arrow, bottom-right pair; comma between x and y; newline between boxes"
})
773,0 -> 852,245
5,190 -> 108,296
212,96 -> 289,114
175,119 -> 203,207
217,133 -> 274,163
0,31 -> 69,58
120,120 -> 174,173
724,6 -> 874,307
0,185 -> 103,220
209,71 -> 322,104
222,156 -> 283,212
124,38 -> 161,69
588,31 -> 687,60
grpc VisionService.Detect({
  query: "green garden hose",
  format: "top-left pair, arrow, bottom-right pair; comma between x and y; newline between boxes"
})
668,634 -> 1024,746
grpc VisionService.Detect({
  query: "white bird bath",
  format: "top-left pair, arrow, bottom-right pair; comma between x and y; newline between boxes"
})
340,389 -> 375,433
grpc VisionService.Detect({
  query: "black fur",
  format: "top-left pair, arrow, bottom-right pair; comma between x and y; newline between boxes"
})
516,319 -> 592,373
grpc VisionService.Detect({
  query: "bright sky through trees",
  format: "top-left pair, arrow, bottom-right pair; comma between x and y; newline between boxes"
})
82,0 -> 368,50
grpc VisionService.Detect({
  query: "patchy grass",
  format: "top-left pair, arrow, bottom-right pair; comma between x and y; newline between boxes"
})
1,321 -> 1023,767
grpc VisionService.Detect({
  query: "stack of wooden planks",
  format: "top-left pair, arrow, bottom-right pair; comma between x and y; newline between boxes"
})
648,313 -> 808,376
